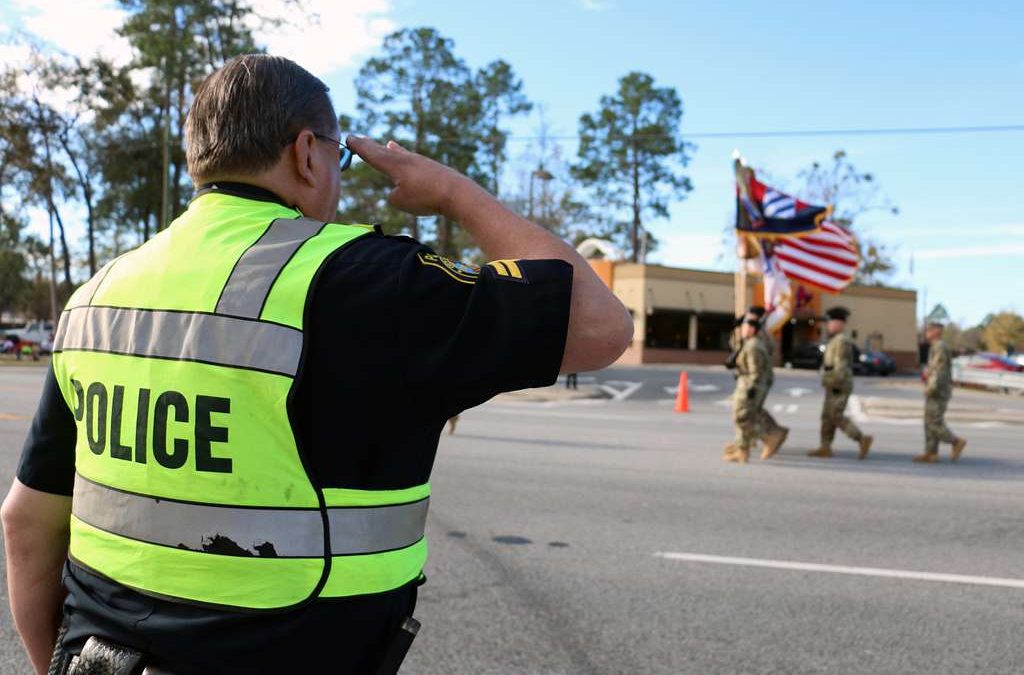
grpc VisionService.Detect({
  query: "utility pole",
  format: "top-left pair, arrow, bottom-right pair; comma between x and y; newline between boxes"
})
528,166 -> 553,223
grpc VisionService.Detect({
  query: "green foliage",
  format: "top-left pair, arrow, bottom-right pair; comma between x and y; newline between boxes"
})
352,27 -> 481,251
0,218 -> 28,317
981,312 -> 1024,353
572,71 -> 693,262
475,59 -> 532,195
798,150 -> 899,285
350,28 -> 532,256
942,322 -> 983,353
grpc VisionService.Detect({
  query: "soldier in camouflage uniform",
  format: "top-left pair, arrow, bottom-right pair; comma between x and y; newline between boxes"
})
724,312 -> 772,464
748,306 -> 788,459
809,307 -> 874,459
914,321 -> 967,463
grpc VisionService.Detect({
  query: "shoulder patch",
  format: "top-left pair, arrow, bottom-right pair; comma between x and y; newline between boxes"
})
486,259 -> 529,284
418,252 -> 480,284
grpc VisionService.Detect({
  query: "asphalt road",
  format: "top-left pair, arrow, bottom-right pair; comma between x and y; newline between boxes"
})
2,364 -> 1023,674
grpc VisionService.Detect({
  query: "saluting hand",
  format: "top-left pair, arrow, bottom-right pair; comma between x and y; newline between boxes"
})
346,135 -> 484,218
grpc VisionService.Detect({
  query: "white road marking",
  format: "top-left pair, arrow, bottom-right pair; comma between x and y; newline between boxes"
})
714,397 -> 733,408
598,380 -> 643,401
786,387 -> 813,398
787,404 -> 798,413
664,383 -> 718,396
654,552 -> 1024,590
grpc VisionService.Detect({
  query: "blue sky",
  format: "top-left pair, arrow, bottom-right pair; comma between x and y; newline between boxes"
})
3,0 -> 1022,325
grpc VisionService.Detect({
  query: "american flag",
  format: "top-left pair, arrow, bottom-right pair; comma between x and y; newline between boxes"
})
772,221 -> 859,293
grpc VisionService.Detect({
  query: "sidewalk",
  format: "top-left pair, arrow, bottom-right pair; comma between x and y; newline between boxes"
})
495,383 -> 606,403
0,354 -> 50,367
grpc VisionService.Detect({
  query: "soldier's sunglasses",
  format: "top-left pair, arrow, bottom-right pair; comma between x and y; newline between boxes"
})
283,132 -> 353,172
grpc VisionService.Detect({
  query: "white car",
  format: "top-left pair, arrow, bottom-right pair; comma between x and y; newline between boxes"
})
5,320 -> 54,348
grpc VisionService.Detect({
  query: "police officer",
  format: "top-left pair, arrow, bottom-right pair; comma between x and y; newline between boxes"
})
809,307 -> 873,459
747,305 -> 788,459
724,310 -> 772,464
1,54 -> 632,675
914,320 -> 967,463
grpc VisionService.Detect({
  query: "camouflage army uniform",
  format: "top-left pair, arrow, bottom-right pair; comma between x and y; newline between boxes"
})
819,332 -> 864,446
755,331 -> 784,436
924,339 -> 957,453
732,336 -> 772,452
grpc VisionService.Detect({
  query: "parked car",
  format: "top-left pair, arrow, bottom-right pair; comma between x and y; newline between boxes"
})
5,320 -> 53,346
853,347 -> 896,376
959,353 -> 1024,372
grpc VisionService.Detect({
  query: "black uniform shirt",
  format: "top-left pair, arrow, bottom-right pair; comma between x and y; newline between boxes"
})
16,185 -> 573,674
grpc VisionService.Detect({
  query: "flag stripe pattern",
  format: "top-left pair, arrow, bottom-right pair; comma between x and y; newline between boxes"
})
773,222 -> 858,293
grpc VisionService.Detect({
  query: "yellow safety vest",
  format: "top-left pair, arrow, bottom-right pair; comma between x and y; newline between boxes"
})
51,192 -> 429,610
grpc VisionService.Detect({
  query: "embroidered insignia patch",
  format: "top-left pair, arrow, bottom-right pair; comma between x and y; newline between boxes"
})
418,252 -> 480,284
487,259 -> 528,283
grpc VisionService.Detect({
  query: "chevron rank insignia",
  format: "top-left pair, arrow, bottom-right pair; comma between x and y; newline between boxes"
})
486,259 -> 528,284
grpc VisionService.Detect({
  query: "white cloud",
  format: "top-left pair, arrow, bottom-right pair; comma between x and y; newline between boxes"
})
248,0 -> 395,76
6,0 -> 394,77
580,0 -> 614,11
916,243 -> 1024,260
15,0 -> 133,66
0,42 -> 31,67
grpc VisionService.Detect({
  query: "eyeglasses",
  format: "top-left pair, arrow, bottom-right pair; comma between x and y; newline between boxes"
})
314,133 -> 353,172
283,132 -> 353,172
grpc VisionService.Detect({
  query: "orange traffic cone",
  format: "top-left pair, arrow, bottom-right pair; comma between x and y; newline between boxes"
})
674,371 -> 689,413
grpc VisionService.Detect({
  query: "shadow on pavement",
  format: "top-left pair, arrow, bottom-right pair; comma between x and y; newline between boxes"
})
760,450 -> 1024,481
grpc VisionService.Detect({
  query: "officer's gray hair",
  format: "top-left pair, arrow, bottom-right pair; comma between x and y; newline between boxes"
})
185,54 -> 336,183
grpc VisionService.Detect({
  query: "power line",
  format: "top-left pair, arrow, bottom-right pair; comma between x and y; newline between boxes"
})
509,123 -> 1024,142
17,123 -> 1024,153
686,123 -> 1024,140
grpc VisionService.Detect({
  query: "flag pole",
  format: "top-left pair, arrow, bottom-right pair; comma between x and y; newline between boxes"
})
732,150 -> 748,320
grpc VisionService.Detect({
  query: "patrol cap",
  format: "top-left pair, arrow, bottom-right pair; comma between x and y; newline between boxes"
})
824,306 -> 850,321
926,319 -> 947,329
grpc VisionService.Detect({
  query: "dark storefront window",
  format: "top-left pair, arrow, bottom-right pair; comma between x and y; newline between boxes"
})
645,309 -> 692,349
696,312 -> 734,351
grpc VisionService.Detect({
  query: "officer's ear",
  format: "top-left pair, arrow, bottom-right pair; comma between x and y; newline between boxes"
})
290,129 -> 319,188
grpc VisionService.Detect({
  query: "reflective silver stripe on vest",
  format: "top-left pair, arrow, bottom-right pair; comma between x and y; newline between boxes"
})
215,217 -> 324,319
328,498 -> 430,555
73,475 -> 429,558
54,305 -> 302,377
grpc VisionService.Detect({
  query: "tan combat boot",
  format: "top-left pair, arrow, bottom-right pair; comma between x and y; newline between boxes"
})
722,443 -> 737,459
761,427 -> 789,460
951,437 -> 967,462
807,446 -> 833,458
912,452 -> 940,463
724,446 -> 750,464
858,435 -> 874,460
